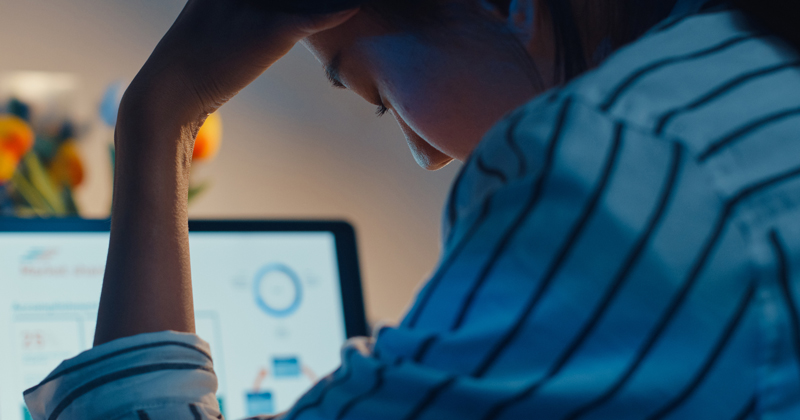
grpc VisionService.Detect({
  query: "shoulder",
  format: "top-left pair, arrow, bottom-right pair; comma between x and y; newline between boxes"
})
447,7 -> 800,233
561,8 -> 764,111
556,7 -> 799,149
464,9 -> 767,183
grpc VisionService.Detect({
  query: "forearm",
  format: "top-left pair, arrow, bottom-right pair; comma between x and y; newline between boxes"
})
89,0 -> 358,347
94,83 -> 200,346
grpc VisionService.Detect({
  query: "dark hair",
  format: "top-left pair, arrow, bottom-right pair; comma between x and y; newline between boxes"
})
363,0 -> 677,84
734,0 -> 800,50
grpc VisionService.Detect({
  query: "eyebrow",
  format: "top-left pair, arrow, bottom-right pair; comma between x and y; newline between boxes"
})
324,53 -> 346,89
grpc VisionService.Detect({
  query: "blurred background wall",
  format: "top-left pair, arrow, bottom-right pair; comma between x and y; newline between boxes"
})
0,0 -> 460,324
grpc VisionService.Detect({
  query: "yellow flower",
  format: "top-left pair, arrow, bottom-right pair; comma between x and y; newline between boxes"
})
49,141 -> 84,188
193,112 -> 222,162
0,150 -> 18,183
0,115 -> 35,159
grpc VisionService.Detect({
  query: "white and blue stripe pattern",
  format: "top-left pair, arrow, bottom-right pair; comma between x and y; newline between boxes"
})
24,331 -> 221,420
285,8 -> 800,420
24,6 -> 800,420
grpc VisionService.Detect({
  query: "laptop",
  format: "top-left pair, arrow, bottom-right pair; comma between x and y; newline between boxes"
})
0,218 -> 368,420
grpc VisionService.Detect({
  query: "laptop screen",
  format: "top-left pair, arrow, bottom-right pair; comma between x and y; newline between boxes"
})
0,221 -> 366,420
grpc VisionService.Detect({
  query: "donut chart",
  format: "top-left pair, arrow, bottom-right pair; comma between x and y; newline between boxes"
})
253,264 -> 303,317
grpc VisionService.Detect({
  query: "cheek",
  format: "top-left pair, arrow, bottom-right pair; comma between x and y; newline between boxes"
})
361,32 -> 538,163
359,37 -> 463,157
393,112 -> 452,170
383,69 -> 467,160
375,45 -> 498,162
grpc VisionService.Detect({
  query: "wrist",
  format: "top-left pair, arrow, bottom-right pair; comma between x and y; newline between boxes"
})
117,65 -> 207,158
122,65 -> 208,129
113,84 -> 200,208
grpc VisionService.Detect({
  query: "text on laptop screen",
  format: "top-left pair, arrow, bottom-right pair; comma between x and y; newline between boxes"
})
0,231 -> 347,420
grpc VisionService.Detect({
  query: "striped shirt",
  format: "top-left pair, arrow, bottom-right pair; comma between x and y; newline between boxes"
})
25,6 -> 800,420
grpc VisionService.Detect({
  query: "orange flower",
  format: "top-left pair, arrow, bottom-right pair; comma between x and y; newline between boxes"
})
193,112 -> 222,162
0,115 -> 35,159
0,150 -> 18,183
49,141 -> 84,188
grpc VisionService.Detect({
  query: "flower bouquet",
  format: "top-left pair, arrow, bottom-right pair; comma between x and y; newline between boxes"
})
0,98 -> 84,217
0,75 -> 222,218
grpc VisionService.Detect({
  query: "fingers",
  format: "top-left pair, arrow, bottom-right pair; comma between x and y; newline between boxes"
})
294,7 -> 360,36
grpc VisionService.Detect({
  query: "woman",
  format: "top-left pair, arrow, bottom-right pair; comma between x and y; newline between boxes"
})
23,0 -> 800,418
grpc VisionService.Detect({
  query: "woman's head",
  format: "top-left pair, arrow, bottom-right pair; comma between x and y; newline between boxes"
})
302,0 -> 679,169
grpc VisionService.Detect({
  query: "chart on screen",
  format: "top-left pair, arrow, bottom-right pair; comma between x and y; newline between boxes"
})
0,231 -> 348,420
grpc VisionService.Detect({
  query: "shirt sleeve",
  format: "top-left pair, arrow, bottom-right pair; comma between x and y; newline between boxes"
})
23,331 -> 223,420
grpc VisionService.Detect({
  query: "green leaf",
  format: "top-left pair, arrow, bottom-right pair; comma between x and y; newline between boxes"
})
21,154 -> 67,215
188,181 -> 211,203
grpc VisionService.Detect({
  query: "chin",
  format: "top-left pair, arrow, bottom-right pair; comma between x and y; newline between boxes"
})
424,157 -> 454,170
407,139 -> 454,170
412,151 -> 454,171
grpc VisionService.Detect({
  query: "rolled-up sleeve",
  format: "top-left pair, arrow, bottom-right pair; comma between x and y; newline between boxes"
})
23,331 -> 223,420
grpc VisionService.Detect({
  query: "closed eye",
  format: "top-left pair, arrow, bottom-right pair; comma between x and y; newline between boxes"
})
324,52 -> 387,118
325,54 -> 346,89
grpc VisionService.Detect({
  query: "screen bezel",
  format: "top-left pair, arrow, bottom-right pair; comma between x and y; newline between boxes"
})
0,218 -> 369,339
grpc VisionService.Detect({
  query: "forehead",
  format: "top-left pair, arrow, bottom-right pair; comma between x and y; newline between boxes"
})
303,11 -> 390,64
